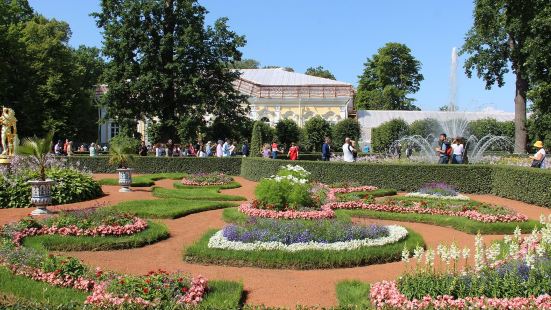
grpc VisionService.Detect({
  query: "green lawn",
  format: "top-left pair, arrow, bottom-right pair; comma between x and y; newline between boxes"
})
184,228 -> 425,270
174,181 -> 242,190
0,267 -> 87,307
112,199 -> 239,219
336,209 -> 540,235
98,172 -> 187,187
152,186 -> 247,201
198,280 -> 244,309
22,221 -> 169,251
336,280 -> 372,309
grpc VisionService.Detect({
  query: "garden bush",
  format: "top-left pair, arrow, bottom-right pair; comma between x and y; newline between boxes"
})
0,168 -> 102,208
371,118 -> 409,153
65,156 -> 242,174
240,158 -> 551,207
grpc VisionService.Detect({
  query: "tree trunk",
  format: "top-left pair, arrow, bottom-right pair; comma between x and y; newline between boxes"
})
514,71 -> 528,154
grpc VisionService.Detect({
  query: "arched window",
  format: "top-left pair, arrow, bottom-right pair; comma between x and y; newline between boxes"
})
260,117 -> 270,123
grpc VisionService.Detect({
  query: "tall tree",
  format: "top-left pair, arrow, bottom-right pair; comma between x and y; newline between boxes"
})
231,58 -> 260,69
460,0 -> 545,153
356,42 -> 424,111
275,119 -> 300,150
332,118 -> 361,147
263,65 -> 294,72
305,66 -> 336,80
94,0 -> 248,138
303,116 -> 332,152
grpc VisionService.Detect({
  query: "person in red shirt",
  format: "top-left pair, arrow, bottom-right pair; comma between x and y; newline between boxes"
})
288,142 -> 299,160
271,140 -> 279,159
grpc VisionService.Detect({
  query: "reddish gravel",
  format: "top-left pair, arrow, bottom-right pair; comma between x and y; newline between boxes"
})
0,174 -> 549,308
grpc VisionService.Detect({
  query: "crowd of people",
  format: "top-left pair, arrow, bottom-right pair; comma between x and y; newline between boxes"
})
434,133 -> 466,164
140,139 -> 250,158
53,139 -> 107,157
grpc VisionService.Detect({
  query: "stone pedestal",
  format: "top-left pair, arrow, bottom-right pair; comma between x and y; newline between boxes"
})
117,168 -> 133,193
28,179 -> 54,215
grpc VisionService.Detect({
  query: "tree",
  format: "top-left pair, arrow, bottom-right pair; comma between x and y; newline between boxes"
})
356,42 -> 424,111
94,0 -> 248,137
371,119 -> 409,153
460,0 -> 549,153
275,119 -> 300,150
231,58 -> 260,69
303,116 -> 332,152
305,66 -> 336,80
263,66 -> 294,72
409,118 -> 441,138
467,118 -> 515,140
250,121 -> 264,157
332,119 -> 361,147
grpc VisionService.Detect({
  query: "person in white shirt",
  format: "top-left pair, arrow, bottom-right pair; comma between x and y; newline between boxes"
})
530,141 -> 546,168
342,137 -> 355,162
451,138 -> 464,164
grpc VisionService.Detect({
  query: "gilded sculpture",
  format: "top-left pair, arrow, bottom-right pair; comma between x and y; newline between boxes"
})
0,107 -> 18,157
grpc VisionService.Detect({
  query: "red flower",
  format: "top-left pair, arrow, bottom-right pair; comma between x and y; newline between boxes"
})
145,279 -> 151,284
143,287 -> 149,294
181,287 -> 188,293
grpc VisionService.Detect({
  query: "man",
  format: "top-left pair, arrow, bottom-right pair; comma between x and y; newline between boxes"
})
222,139 -> 231,157
342,137 -> 355,162
166,139 -> 174,157
322,137 -> 331,161
54,140 -> 63,155
435,133 -> 450,164
139,141 -> 148,156
271,140 -> 279,159
241,140 -> 250,157
288,142 -> 299,160
216,140 -> 223,157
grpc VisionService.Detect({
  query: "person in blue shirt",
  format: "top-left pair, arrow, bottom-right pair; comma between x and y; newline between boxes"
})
435,133 -> 450,164
321,137 -> 331,161
241,140 -> 250,157
222,138 -> 231,157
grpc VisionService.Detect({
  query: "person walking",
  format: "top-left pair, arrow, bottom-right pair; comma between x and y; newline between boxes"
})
54,140 -> 63,155
530,141 -> 546,168
435,133 -> 451,164
66,140 -> 74,156
229,141 -> 237,156
89,142 -> 97,157
222,139 -> 231,157
405,144 -> 413,159
166,139 -> 174,157
342,137 -> 355,162
321,137 -> 331,161
205,141 -> 213,157
262,144 -> 270,158
451,137 -> 464,164
288,142 -> 299,160
271,140 -> 279,159
241,140 -> 250,157
216,140 -> 223,157
139,141 -> 148,156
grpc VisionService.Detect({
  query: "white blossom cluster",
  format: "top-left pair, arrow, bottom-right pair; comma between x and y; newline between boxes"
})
269,174 -> 308,184
405,192 -> 470,201
207,225 -> 408,252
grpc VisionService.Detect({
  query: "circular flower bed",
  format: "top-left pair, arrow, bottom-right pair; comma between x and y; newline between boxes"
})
405,182 -> 470,201
207,216 -> 409,253
238,201 -> 335,219
325,198 -> 529,223
2,209 -> 148,246
181,173 -> 233,186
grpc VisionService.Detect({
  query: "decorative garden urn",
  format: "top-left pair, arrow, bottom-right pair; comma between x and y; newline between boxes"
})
28,179 -> 54,215
117,168 -> 133,192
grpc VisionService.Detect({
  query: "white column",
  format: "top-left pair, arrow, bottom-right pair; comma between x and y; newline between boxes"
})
274,105 -> 281,123
340,105 -> 347,119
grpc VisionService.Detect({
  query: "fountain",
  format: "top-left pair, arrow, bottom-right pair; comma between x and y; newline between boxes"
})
390,48 -> 513,163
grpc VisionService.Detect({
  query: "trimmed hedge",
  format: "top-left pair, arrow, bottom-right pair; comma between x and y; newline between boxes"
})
240,158 -> 551,208
65,156 -> 242,175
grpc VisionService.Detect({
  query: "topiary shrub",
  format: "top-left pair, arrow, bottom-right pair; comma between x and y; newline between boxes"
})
332,118 -> 361,147
303,116 -> 332,152
0,168 -> 103,208
371,119 -> 409,153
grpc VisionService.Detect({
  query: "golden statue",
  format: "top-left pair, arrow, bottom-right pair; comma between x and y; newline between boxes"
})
0,107 -> 18,157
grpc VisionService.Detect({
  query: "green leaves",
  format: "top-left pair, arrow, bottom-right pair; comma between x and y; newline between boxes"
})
304,66 -> 336,80
356,42 -> 424,111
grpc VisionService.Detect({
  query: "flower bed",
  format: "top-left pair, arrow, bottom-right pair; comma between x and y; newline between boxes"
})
325,200 -> 528,223
406,182 -> 470,201
207,224 -> 408,252
181,172 -> 233,186
3,210 -> 149,246
238,201 -> 335,219
327,185 -> 379,202
405,192 -> 470,200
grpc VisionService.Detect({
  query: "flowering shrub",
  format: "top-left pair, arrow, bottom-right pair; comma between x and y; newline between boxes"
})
369,215 -> 551,309
180,173 -> 233,186
238,202 -> 335,219
208,225 -> 408,252
1,210 -> 148,246
325,199 -> 528,223
277,164 -> 311,180
222,218 -> 389,244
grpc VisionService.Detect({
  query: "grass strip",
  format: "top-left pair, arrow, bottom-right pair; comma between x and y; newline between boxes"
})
0,267 -> 87,307
173,181 -> 242,190
152,186 -> 246,201
184,228 -> 425,270
198,280 -> 244,310
98,172 -> 187,187
112,199 -> 239,219
336,280 -> 371,309
337,209 -> 540,235
22,221 -> 170,251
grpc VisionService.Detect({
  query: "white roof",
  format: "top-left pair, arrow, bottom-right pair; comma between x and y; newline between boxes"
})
237,68 -> 351,86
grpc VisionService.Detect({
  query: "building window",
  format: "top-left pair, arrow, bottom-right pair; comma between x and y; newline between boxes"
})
260,117 -> 270,124
109,122 -> 120,139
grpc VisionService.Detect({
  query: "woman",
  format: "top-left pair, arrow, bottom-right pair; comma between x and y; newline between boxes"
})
187,143 -> 196,156
89,142 -> 97,157
451,137 -> 464,164
229,141 -> 237,156
271,140 -> 279,159
530,141 -> 546,168
288,142 -> 299,160
262,144 -> 270,158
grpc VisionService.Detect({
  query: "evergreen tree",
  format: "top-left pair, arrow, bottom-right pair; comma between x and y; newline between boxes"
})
250,121 -> 264,157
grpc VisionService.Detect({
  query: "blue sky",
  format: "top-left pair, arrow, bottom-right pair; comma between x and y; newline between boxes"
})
28,0 -> 517,112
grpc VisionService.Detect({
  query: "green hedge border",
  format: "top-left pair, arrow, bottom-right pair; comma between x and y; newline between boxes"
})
240,158 -> 551,208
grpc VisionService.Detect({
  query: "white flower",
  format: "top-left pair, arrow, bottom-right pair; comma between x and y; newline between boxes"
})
208,225 -> 409,252
474,233 -> 485,272
405,192 -> 470,201
461,248 -> 470,260
401,245 -> 411,263
485,243 -> 501,265
413,245 -> 424,263
424,249 -> 435,267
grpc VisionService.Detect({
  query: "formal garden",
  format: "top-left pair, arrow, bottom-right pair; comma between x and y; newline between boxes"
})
0,152 -> 550,309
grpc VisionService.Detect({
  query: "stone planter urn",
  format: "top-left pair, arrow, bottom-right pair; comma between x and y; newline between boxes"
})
117,168 -> 133,193
28,179 -> 54,215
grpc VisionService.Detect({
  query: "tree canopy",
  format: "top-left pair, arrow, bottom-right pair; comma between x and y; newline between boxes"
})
275,119 -> 300,150
305,66 -> 336,80
303,116 -> 332,152
460,0 -> 550,153
356,42 -> 424,111
231,58 -> 260,69
93,0 -> 248,140
332,119 -> 361,147
0,0 -> 104,141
